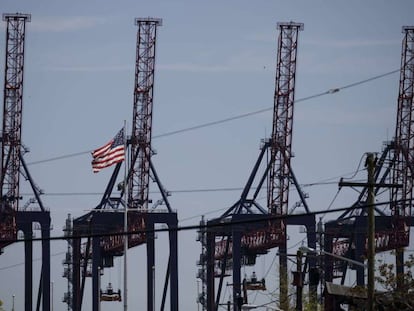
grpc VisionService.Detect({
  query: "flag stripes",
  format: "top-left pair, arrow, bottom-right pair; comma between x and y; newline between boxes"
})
91,129 -> 125,173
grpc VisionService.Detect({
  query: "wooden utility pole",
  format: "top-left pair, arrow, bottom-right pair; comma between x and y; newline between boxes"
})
338,153 -> 402,310
296,250 -> 303,311
366,153 -> 376,311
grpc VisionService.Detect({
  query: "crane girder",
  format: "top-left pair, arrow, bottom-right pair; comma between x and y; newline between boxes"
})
213,222 -> 285,260
100,214 -> 147,255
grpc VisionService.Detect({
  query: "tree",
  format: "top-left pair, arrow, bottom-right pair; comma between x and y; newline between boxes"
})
374,253 -> 414,310
349,254 -> 414,310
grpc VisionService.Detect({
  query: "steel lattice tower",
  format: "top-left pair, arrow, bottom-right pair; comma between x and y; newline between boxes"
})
0,13 -> 31,249
202,21 -> 311,311
128,18 -> 162,209
0,13 -> 51,311
268,22 -> 303,309
391,26 -> 414,281
391,26 -> 414,219
322,26 -> 414,311
71,17 -> 178,311
268,22 -> 303,216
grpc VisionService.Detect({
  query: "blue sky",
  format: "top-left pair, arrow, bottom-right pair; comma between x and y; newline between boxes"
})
0,0 -> 414,310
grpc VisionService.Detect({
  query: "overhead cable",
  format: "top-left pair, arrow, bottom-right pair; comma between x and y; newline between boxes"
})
26,69 -> 399,166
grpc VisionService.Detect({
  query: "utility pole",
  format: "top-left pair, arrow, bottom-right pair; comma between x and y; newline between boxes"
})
338,153 -> 376,309
296,250 -> 303,311
366,153 -> 376,311
51,281 -> 54,311
339,153 -> 376,310
338,153 -> 402,310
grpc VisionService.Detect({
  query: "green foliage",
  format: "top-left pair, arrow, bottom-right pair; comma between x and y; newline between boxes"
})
348,254 -> 414,310
303,297 -> 321,311
374,254 -> 414,310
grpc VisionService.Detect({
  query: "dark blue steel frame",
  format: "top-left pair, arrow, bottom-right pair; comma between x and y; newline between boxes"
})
71,155 -> 178,311
204,141 -> 316,311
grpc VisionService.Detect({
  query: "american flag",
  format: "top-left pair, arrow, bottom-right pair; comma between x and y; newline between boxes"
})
91,129 -> 125,173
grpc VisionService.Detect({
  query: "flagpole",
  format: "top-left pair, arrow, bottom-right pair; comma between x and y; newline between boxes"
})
123,121 -> 128,311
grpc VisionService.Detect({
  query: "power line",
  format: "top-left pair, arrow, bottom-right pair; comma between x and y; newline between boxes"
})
20,187 -> 245,197
19,167 -> 367,197
320,188 -> 341,221
0,251 -> 66,271
26,69 -> 399,166
179,206 -> 228,223
339,69 -> 399,91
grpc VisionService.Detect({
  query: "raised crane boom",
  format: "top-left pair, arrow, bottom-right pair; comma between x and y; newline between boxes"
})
128,18 -> 162,209
268,22 -> 303,216
391,26 -> 414,220
269,22 -> 303,309
0,13 -> 31,249
323,28 -> 414,303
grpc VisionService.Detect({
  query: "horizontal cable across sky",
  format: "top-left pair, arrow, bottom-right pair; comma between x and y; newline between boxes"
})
26,69 -> 399,166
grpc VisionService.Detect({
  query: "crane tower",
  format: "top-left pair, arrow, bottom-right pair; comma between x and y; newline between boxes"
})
128,18 -> 162,209
391,26 -> 414,230
268,22 -> 303,309
0,13 -> 51,311
390,25 -> 414,279
323,27 -> 414,310
0,13 -> 31,249
71,17 -> 178,311
201,22 -> 309,311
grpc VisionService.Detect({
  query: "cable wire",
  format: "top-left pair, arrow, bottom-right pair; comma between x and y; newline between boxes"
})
26,69 -> 399,166
18,167 -> 371,198
320,188 -> 341,221
0,251 -> 66,271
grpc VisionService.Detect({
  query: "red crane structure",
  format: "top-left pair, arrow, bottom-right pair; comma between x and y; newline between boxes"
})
199,22 -> 316,311
323,26 -> 414,310
0,13 -> 51,311
70,18 -> 178,311
390,26 -> 414,276
268,22 -> 304,308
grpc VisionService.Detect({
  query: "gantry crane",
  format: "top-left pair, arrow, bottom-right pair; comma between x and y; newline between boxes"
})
390,26 -> 414,279
0,13 -> 51,311
199,22 -> 316,311
323,26 -> 414,310
268,22 -> 304,309
70,18 -> 178,311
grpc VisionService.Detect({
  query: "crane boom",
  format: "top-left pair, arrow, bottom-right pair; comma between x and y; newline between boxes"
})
268,22 -> 303,309
391,26 -> 414,219
128,18 -> 162,210
0,13 -> 31,249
